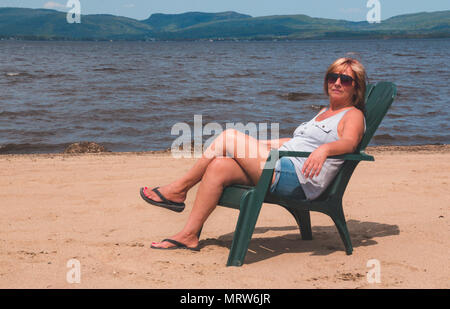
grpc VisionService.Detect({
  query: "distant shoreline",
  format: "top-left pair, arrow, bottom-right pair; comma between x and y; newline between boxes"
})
1,36 -> 449,42
1,144 -> 448,157
1,8 -> 448,42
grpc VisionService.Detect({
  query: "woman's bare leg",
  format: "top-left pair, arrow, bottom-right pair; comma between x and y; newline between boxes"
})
143,129 -> 271,203
151,157 -> 252,248
149,129 -> 272,248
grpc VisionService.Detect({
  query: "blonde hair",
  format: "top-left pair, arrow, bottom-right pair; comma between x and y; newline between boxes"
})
324,58 -> 367,112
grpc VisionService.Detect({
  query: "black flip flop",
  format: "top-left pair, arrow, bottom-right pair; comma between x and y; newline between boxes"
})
140,187 -> 185,213
150,238 -> 200,251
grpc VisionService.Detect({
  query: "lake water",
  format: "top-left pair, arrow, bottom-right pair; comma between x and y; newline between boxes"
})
0,39 -> 449,154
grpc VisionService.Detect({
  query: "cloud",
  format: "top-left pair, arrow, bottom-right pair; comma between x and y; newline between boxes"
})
43,2 -> 67,10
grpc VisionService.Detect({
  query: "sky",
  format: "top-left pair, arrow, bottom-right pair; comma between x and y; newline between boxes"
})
1,0 -> 449,21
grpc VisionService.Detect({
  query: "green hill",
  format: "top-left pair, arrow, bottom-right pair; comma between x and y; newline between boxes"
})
351,10 -> 450,38
142,11 -> 252,31
0,7 -> 448,40
0,7 -> 153,40
160,14 -> 356,40
161,11 -> 450,40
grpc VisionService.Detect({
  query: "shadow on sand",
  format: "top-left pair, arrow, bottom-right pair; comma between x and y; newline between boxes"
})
199,219 -> 400,264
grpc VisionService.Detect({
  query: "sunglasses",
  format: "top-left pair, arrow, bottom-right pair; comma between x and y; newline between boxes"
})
327,73 -> 355,87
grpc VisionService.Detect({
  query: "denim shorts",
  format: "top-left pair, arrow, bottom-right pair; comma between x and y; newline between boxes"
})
270,157 -> 306,200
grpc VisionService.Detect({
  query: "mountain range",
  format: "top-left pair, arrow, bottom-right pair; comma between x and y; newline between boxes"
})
0,7 -> 448,40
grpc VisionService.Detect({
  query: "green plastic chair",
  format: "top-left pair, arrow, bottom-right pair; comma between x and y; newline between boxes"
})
215,82 -> 397,266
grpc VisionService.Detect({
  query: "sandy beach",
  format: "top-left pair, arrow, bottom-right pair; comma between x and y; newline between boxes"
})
0,145 -> 449,289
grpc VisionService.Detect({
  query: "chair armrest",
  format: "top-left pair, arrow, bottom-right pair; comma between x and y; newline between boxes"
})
252,149 -> 374,201
277,150 -> 375,161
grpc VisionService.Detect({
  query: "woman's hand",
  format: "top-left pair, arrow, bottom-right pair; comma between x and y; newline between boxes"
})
301,108 -> 365,179
302,144 -> 330,179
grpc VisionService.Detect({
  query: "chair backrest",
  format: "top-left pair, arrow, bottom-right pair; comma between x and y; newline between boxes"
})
319,82 -> 397,200
358,82 -> 397,151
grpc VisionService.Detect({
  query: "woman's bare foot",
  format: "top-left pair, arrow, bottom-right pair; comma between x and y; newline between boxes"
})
142,182 -> 187,204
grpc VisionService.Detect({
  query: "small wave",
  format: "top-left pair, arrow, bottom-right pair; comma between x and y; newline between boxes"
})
180,96 -> 208,104
305,104 -> 327,111
408,134 -> 450,143
249,55 -> 270,60
0,143 -> 66,154
114,86 -> 151,92
5,71 -> 70,81
0,109 -> 49,118
210,98 -> 239,105
372,134 -> 449,144
392,53 -> 415,57
282,118 -> 301,125
0,141 -> 115,154
166,96 -> 238,106
226,72 -> 256,78
279,92 -> 323,101
111,127 -> 143,135
4,72 -> 33,78
373,134 -> 397,141
92,67 -> 119,73
258,90 -> 278,96
386,113 -> 404,119
12,57 -> 26,61
425,111 -> 438,116
42,73 -> 67,79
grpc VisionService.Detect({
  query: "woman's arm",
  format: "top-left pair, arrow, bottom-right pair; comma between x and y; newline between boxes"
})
302,109 -> 365,179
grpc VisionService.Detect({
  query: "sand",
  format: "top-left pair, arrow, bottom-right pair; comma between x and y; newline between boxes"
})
0,145 -> 449,289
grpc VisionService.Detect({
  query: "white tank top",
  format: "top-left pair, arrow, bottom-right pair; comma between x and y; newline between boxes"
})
278,107 -> 362,200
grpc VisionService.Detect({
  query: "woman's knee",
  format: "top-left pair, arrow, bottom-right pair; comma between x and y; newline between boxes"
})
206,129 -> 238,157
223,129 -> 250,156
222,128 -> 239,144
206,157 -> 233,174
204,157 -> 243,186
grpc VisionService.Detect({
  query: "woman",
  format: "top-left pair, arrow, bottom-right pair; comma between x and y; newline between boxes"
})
141,57 -> 366,250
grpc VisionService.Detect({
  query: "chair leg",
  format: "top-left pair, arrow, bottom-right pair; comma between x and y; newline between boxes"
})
226,194 -> 264,266
328,201 -> 353,255
287,208 -> 312,240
